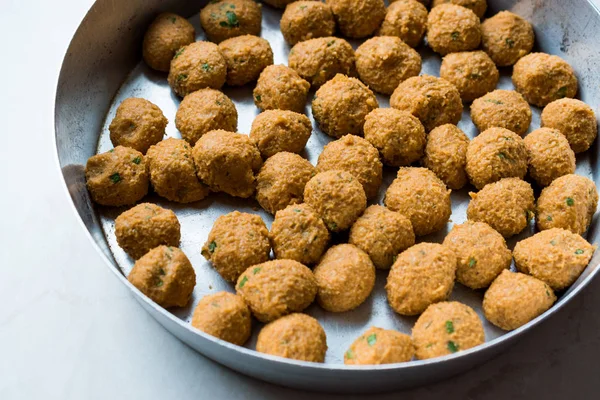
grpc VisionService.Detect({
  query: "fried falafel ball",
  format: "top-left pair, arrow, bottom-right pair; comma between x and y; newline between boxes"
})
470,90 -> 531,136
218,35 -> 273,86
512,53 -> 578,108
314,244 -> 376,312
250,110 -> 312,158
524,128 -> 576,187
270,203 -> 330,265
256,313 -> 327,362
255,152 -> 316,214
142,13 -> 195,72
115,203 -> 181,260
443,221 -> 512,289
128,246 -> 196,308
288,37 -> 357,88
304,170 -> 367,232
390,75 -> 463,132
426,4 -> 481,55
85,146 -> 149,207
432,0 -> 487,18
326,0 -> 386,38
191,292 -> 251,346
109,98 -> 168,154
422,124 -> 469,190
384,167 -> 452,236
344,327 -> 414,365
465,127 -> 528,189
254,65 -> 311,113
280,1 -> 336,45
440,51 -> 499,102
199,0 -> 262,44
349,205 -> 415,270
236,260 -> 317,322
536,174 -> 599,235
541,98 -> 598,154
378,0 -> 428,48
386,243 -> 457,316
481,11 -> 534,67
355,36 -> 422,95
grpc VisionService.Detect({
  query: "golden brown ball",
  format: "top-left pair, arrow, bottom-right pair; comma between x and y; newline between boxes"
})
481,11 -> 534,67
326,0 -> 386,38
524,128 -> 576,187
109,98 -> 167,154
250,110 -> 312,158
218,35 -> 273,86
199,0 -> 262,44
422,124 -> 469,190
280,1 -> 336,45
142,13 -> 195,72
378,0 -> 428,48
432,0 -> 487,19
344,327 -> 414,365
253,65 -> 311,113
191,292 -> 251,346
439,51 -> 499,102
426,4 -> 481,55
470,90 -> 531,136
541,98 -> 598,153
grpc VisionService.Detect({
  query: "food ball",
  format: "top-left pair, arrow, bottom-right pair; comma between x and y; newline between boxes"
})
142,13 -> 195,72
288,37 -> 357,88
326,0 -> 386,38
109,98 -> 168,154
256,313 -> 327,362
384,167 -> 452,236
524,128 -> 576,187
512,53 -> 578,107
443,221 -> 512,289
236,260 -> 317,322
386,243 -> 457,316
465,127 -> 528,189
115,203 -> 181,260
250,110 -> 312,158
192,130 -> 262,198
355,36 -> 422,95
432,0 -> 487,19
312,74 -> 378,138
175,88 -> 238,145
390,75 -> 463,132
378,0 -> 428,48
167,41 -> 227,97
85,146 -> 149,206
422,124 -> 469,190
199,0 -> 262,44
426,4 -> 481,55
313,244 -> 376,312
191,292 -> 251,346
304,170 -> 367,232
536,174 -> 599,235
218,35 -> 273,86
481,11 -> 534,67
201,211 -> 270,282
541,98 -> 598,153
146,138 -> 210,203
470,90 -> 531,136
270,203 -> 330,265
316,135 -> 383,199
440,51 -> 499,102
280,1 -> 336,45
349,205 -> 415,270
128,246 -> 196,308
255,152 -> 316,214
253,65 -> 311,113
344,327 -> 414,365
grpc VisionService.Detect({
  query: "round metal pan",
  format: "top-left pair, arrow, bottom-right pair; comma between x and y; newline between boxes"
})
55,0 -> 600,393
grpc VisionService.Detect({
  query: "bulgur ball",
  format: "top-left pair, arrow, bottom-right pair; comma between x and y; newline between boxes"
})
378,0 -> 428,48
470,90 -> 532,136
481,11 -> 534,67
280,1 -> 336,45
432,0 -> 487,19
218,35 -> 273,86
524,128 -> 576,187
344,327 -> 414,365
326,0 -> 386,38
142,13 -> 195,72
439,51 -> 499,102
191,292 -> 251,346
250,110 -> 312,158
422,124 -> 469,190
541,98 -> 598,153
199,0 -> 262,44
426,4 -> 481,55
109,98 -> 168,154
253,65 -> 311,113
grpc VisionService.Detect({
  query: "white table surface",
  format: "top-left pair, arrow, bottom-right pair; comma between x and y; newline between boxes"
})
1,0 -> 600,398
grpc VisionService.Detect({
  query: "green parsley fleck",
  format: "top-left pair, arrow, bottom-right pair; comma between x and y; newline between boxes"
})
556,86 -> 568,98
174,48 -> 185,59
219,10 -> 239,28
208,241 -> 217,253
445,320 -> 455,334
327,40 -> 336,47
505,38 -> 515,48
468,257 -> 477,268
159,268 -> 166,276
485,99 -> 503,105
367,334 -> 377,346
469,73 -> 481,79
546,289 -> 551,297
109,173 -> 121,184
575,249 -> 585,255
447,341 -> 459,353
451,31 -> 460,41
109,149 -> 115,153
345,349 -> 355,359
238,275 -> 248,289
156,280 -> 164,287
202,63 -> 212,72
170,17 -> 177,23
550,240 -> 557,246
176,74 -> 188,82
498,152 -> 508,160
392,255 -> 398,264
327,221 -> 338,231
132,156 -> 141,165
547,215 -> 553,221
300,5 -> 307,10
566,197 -> 575,206
294,209 -> 302,213
254,94 -> 261,102
253,267 -> 262,274
426,343 -> 433,348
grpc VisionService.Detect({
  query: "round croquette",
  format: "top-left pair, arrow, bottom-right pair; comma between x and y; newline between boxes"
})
524,128 -> 576,187
344,327 -> 414,365
256,313 -> 327,362
349,205 -> 415,270
313,244 -> 376,312
422,124 -> 469,190
250,110 -> 312,158
254,65 -> 311,113
255,152 -> 316,214
386,243 -> 457,316
384,167 -> 452,236
85,146 -> 149,207
109,98 -> 168,154
536,174 -> 599,235
432,0 -> 487,19
304,170 -> 367,232
440,51 -> 499,102
199,0 -> 262,44
541,98 -> 598,153
326,0 -> 386,38
512,53 -> 578,107
201,211 -> 270,282
218,35 -> 273,86
280,1 -> 336,45
470,90 -> 532,136
236,260 -> 317,322
426,4 -> 481,55
390,75 -> 463,132
128,246 -> 196,308
355,36 -> 422,95
378,0 -> 428,48
481,11 -> 534,67
192,130 -> 262,198
142,13 -> 195,72
443,221 -> 512,289
191,292 -> 251,346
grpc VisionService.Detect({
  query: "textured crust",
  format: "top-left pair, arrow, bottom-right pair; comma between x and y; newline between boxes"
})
191,292 -> 251,346
378,0 -> 428,48
326,0 -> 386,38
142,13 -> 195,72
344,327 -> 414,365
253,65 -> 311,113
470,90 -> 531,136
422,124 -> 469,190
199,0 -> 262,43
250,110 -> 312,158
280,1 -> 336,45
432,0 -> 487,19
218,35 -> 273,86
439,51 -> 499,102
541,98 -> 598,153
426,4 -> 481,55
524,128 -> 576,187
481,11 -> 534,67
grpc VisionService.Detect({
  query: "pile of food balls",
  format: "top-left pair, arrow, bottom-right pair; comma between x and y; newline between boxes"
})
85,0 -> 599,365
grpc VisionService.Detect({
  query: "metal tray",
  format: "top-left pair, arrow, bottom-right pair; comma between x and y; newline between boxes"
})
55,0 -> 600,393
